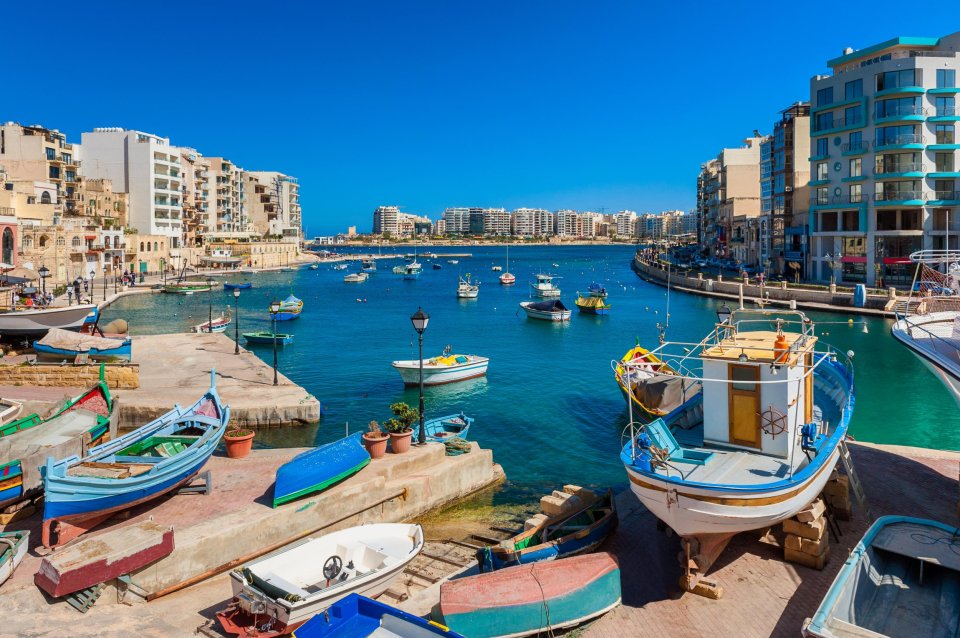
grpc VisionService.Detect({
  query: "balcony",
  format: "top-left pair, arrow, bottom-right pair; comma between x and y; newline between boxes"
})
874,190 -> 925,205
930,190 -> 960,204
875,161 -> 924,178
875,134 -> 925,150
874,105 -> 927,123
811,195 -> 865,208
813,115 -> 866,134
875,85 -> 926,98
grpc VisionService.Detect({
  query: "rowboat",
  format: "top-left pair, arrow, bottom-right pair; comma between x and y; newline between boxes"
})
32,328 -> 132,360
423,412 -> 473,442
273,432 -> 370,507
477,488 -> 617,572
456,274 -> 479,299
275,294 -> 303,321
333,264 -> 349,271
223,282 -> 253,290
614,344 -> 704,428
40,370 -> 230,548
0,530 -> 29,586
191,312 -> 231,333
344,273 -> 368,283
804,515 -> 960,638
217,523 -> 424,638
619,308 -> 854,593
519,300 -> 570,321
529,273 -> 560,298
243,331 -> 294,346
391,351 -> 489,386
294,594 -> 465,637
0,303 -> 98,336
163,281 -> 213,294
309,264 -> 319,270
0,376 -> 116,510
436,552 -> 621,638
574,294 -> 611,315
433,263 -> 443,270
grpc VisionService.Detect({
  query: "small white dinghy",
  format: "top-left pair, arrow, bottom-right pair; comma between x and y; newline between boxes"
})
218,523 -> 424,637
0,530 -> 29,586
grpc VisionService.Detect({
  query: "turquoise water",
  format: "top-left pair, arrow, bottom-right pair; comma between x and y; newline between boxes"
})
102,245 -> 960,503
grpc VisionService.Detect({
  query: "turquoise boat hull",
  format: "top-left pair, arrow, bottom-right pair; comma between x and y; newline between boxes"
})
273,432 -> 370,507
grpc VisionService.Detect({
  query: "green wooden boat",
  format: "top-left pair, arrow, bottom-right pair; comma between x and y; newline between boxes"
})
163,282 -> 213,294
242,332 -> 294,346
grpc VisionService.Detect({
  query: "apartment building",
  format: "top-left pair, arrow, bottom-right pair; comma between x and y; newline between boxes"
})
698,137 -> 765,258
0,122 -> 82,216
809,32 -> 960,286
482,208 -> 511,236
512,208 -> 553,238
246,171 -> 300,240
615,210 -> 638,237
442,207 -> 470,235
373,205 -> 400,235
771,103 -> 811,278
205,157 -> 245,234
554,210 -> 582,237
179,149 -> 211,244
81,128 -> 184,245
80,179 -> 128,229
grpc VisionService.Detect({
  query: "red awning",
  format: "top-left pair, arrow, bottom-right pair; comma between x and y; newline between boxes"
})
84,235 -> 97,239
840,256 -> 867,264
882,257 -> 912,265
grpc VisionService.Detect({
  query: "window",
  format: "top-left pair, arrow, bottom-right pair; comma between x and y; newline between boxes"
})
935,179 -> 956,200
849,157 -> 862,177
843,209 -> 860,230
154,241 -> 159,251
936,124 -> 956,144
45,148 -> 55,160
875,180 -> 921,201
875,97 -> 921,119
847,131 -> 863,152
902,210 -> 922,230
39,235 -> 48,248
816,138 -> 829,157
817,162 -> 829,180
844,106 -> 862,127
817,87 -> 834,107
72,237 -> 81,248
876,68 -> 919,91
937,69 -> 957,88
814,112 -> 834,132
876,152 -> 920,174
22,236 -> 32,249
821,212 -> 838,231
40,191 -> 51,204
56,237 -> 65,247
815,187 -> 829,205
875,125 -> 918,146
49,166 -> 60,179
935,96 -> 956,117
936,152 -> 955,172
845,79 -> 863,100
849,184 -> 862,204
876,210 -> 898,230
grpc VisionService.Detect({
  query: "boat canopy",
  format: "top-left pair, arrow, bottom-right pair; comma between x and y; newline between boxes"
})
528,300 -> 568,312
282,294 -> 301,304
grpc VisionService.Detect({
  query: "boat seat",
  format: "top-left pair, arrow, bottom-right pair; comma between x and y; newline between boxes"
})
67,462 -> 155,479
258,571 -> 311,600
644,419 -> 714,465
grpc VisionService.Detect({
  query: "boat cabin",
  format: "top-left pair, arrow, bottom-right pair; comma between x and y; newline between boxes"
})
700,322 -> 817,458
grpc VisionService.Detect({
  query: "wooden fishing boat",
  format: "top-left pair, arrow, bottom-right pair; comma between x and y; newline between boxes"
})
0,303 -> 98,336
192,312 -> 231,333
40,370 -> 229,548
34,520 -> 174,597
392,351 -> 489,386
804,515 -> 960,638
620,309 -> 854,594
574,294 -> 611,315
0,376 -> 116,510
477,488 -> 617,572
273,432 -> 370,507
614,344 -> 703,428
519,300 -> 570,321
0,530 -> 29,586
529,273 -> 560,298
436,552 -> 621,638
243,331 -> 294,346
456,274 -> 479,299
32,328 -> 132,360
294,594 -> 465,637
274,294 -> 303,321
423,412 -> 473,442
163,281 -> 212,294
223,282 -> 253,290
217,523 -> 424,638
587,282 -> 608,298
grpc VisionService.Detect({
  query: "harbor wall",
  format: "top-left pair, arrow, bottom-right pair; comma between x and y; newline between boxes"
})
0,362 -> 139,389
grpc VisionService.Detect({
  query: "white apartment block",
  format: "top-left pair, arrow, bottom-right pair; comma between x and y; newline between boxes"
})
204,157 -> 246,235
615,210 -> 638,237
554,210 -> 581,237
442,207 -> 471,235
482,208 -> 511,236
373,205 -> 400,235
809,31 -> 960,287
511,208 -> 553,238
81,128 -> 184,246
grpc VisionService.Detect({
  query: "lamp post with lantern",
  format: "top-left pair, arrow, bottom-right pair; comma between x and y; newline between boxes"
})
409,307 -> 430,445
38,265 -> 50,295
269,299 -> 281,386
233,288 -> 240,354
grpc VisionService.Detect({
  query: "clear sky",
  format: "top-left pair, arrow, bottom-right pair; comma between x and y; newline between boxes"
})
5,2 -> 958,233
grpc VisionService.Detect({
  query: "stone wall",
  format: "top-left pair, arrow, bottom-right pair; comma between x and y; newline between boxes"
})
0,362 -> 139,388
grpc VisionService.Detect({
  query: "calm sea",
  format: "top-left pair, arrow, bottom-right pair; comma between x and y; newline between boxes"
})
102,244 -> 960,504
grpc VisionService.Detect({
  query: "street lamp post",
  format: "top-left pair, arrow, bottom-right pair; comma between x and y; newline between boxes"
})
409,307 -> 430,445
38,265 -> 49,295
233,288 -> 240,354
269,300 -> 281,386
89,270 -> 95,303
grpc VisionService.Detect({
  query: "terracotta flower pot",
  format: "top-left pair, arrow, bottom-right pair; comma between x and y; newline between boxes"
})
388,428 -> 414,454
224,429 -> 255,459
362,432 -> 389,459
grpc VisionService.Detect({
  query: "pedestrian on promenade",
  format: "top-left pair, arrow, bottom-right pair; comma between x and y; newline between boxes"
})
67,289 -> 73,305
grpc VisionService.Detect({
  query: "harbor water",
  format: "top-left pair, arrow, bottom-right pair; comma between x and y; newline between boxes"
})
102,245 -> 960,503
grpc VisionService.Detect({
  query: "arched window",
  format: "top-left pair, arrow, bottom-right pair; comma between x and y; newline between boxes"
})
40,191 -> 51,204
154,241 -> 159,251
1,228 -> 13,265
39,235 -> 48,248
22,236 -> 33,250
146,242 -> 151,252
72,237 -> 81,248
56,237 -> 65,247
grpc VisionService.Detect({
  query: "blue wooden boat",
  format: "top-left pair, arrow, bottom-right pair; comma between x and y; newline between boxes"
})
805,515 -> 960,638
223,282 -> 253,290
40,370 -> 230,548
273,432 -> 370,507
243,331 -> 294,346
437,552 -> 621,638
477,488 -> 617,572
294,593 -> 465,638
274,294 -> 303,321
32,328 -> 132,360
424,412 -> 473,443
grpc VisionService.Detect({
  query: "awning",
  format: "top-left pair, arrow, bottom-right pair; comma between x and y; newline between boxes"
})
841,256 -> 867,264
84,235 -> 97,240
882,257 -> 913,265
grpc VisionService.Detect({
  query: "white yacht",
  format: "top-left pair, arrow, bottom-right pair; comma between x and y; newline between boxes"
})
530,273 -> 561,298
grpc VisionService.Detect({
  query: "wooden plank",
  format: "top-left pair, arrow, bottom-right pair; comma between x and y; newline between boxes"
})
0,504 -> 35,525
420,550 -> 471,567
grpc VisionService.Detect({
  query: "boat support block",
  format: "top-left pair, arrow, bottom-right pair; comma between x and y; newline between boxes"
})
679,533 -> 732,599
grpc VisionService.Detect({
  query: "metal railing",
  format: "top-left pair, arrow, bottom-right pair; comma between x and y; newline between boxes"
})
935,106 -> 960,117
842,140 -> 870,152
934,190 -> 960,200
876,134 -> 925,146
874,190 -> 924,201
875,161 -> 924,173
875,105 -> 926,119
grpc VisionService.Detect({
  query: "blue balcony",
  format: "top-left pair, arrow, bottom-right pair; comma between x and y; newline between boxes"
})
929,190 -> 960,205
875,86 -> 926,98
873,191 -> 925,207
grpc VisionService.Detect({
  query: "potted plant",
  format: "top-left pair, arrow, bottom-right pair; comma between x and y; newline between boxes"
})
362,420 -> 389,459
224,426 -> 255,459
383,402 -> 418,454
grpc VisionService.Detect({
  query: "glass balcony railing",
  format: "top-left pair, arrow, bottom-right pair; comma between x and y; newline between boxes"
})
842,141 -> 869,153
874,190 -> 924,202
933,190 -> 959,200
875,134 -> 925,146
875,161 -> 924,173
935,106 -> 959,117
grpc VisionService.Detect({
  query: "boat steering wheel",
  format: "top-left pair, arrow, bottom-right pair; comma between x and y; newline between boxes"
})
322,556 -> 343,581
758,406 -> 788,438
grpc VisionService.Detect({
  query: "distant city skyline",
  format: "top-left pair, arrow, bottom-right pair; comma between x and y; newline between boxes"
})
6,1 -> 957,233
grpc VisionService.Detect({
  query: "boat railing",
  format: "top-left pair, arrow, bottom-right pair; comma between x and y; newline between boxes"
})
898,305 -> 960,356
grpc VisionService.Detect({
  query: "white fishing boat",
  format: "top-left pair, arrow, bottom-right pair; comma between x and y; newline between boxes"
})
0,304 -> 97,336
619,308 -> 854,594
530,273 -> 561,298
520,300 -> 571,321
891,250 -> 960,405
191,312 -> 231,334
361,259 -> 376,273
217,523 -> 424,637
402,262 -> 422,280
333,263 -> 349,271
804,515 -> 960,638
500,243 -> 515,285
392,348 -> 489,386
456,274 -> 479,299
448,259 -> 459,265
0,398 -> 23,425
0,530 -> 29,586
491,265 -> 502,272
344,272 -> 369,283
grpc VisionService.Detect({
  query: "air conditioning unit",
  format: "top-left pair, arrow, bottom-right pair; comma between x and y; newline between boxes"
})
785,186 -> 793,192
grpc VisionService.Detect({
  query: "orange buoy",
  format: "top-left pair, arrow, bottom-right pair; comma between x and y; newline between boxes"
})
773,333 -> 790,363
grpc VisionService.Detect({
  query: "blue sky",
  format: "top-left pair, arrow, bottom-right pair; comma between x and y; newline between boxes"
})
5,2 -> 958,233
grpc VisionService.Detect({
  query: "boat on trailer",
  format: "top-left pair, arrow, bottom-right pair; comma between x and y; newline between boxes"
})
619,308 -> 854,594
804,515 -> 960,638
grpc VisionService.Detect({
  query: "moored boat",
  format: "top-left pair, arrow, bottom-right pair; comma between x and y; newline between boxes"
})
491,265 -> 502,271
309,264 -> 319,270
273,432 -> 369,507
391,351 -> 489,386
519,299 -> 570,321
477,488 -> 617,572
192,312 -> 231,334
0,398 -> 23,425
587,282 -> 608,298
804,515 -> 960,638
436,552 -> 621,638
529,273 -> 561,298
274,294 -> 303,321
423,412 -> 474,443
574,294 -> 611,315
163,281 -> 213,294
0,530 -> 29,586
0,303 -> 98,336
456,274 -> 479,299
333,263 -> 349,271
243,331 -> 294,346
40,370 -> 229,547
433,263 -> 443,270
360,259 -> 376,273
223,282 -> 253,290
217,523 -> 424,638
294,593 -> 466,637
614,344 -> 703,429
33,328 -> 132,360
344,272 -> 368,283
403,261 -> 422,280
